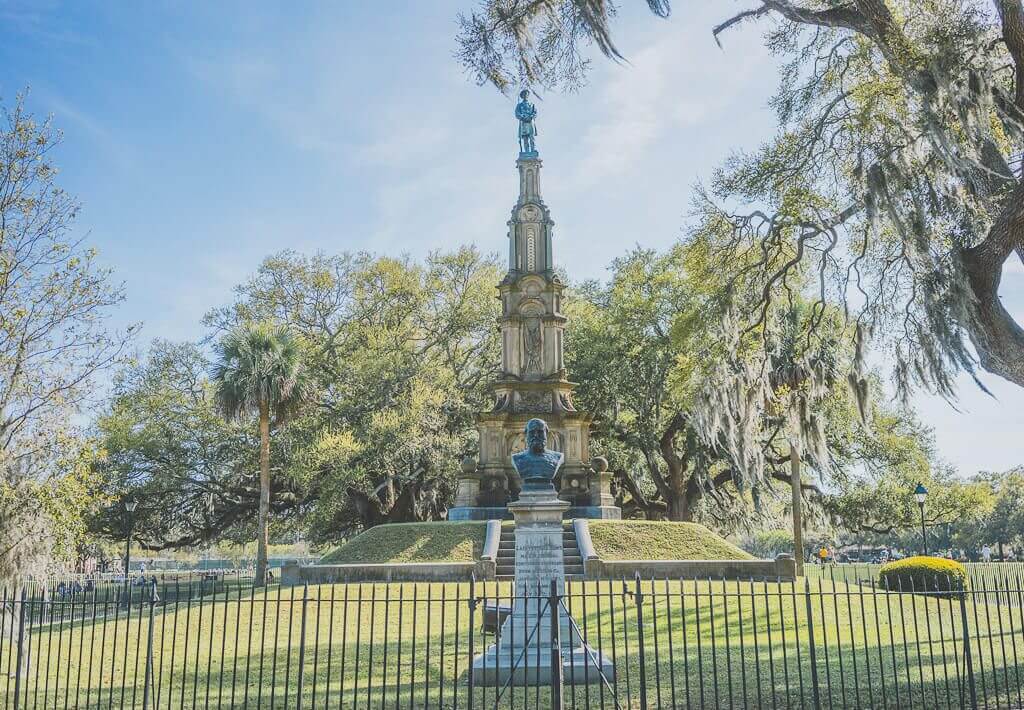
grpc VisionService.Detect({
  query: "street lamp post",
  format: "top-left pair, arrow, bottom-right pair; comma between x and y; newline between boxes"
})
914,483 -> 928,556
124,498 -> 138,599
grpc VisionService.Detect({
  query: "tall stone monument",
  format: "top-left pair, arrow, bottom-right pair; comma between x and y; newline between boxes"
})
449,94 -> 619,521
472,419 -> 614,685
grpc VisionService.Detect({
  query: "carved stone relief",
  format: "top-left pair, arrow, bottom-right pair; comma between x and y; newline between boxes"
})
523,318 -> 543,375
516,389 -> 551,413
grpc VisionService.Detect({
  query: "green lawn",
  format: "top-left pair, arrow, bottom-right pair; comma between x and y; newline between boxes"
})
5,577 -> 1022,708
588,520 -> 753,561
320,521 -> 487,564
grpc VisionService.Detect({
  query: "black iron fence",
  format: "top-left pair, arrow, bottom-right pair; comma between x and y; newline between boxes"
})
3,567 -> 1024,708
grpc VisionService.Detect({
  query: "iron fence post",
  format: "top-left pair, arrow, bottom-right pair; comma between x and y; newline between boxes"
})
634,572 -> 648,710
297,583 -> 309,709
804,577 -> 822,709
142,594 -> 156,710
468,575 -> 477,710
550,579 -> 563,710
958,588 -> 979,710
13,587 -> 26,710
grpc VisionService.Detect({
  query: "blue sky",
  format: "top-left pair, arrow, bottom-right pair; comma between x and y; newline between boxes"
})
2,1 -> 1021,474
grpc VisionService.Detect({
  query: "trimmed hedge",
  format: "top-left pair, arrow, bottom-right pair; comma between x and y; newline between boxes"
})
878,556 -> 968,595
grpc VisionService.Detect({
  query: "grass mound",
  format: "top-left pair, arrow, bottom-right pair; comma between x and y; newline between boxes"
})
321,521 -> 487,564
588,520 -> 754,561
878,555 -> 968,594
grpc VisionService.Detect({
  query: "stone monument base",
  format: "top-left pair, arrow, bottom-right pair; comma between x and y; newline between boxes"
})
448,506 -> 513,521
469,474 -> 615,688
447,504 -> 621,521
471,645 -> 615,686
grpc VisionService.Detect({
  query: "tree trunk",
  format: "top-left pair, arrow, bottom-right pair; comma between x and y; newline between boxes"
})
791,446 -> 805,577
255,402 -> 271,587
665,476 -> 697,522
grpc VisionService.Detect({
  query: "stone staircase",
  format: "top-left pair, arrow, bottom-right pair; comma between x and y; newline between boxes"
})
563,524 -> 585,579
496,527 -> 515,580
494,523 -> 586,581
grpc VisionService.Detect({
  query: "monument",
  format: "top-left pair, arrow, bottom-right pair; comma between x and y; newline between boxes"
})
472,418 -> 615,685
449,94 -> 619,521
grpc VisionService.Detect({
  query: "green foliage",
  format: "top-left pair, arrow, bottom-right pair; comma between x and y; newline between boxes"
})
320,522 -> 486,564
93,248 -> 502,549
978,467 -> 1024,548
212,321 -> 310,424
746,530 -> 795,559
879,556 -> 968,595
90,340 -> 256,549
566,243 -> 929,535
587,521 -> 753,561
0,94 -> 133,582
827,418 -> 992,536
210,248 -> 501,540
1,439 -> 107,583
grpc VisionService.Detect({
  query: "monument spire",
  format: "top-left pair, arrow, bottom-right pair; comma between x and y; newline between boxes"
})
509,91 -> 553,275
448,97 -> 619,522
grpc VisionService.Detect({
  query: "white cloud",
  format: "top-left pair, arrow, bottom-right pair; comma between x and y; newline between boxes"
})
567,15 -> 773,189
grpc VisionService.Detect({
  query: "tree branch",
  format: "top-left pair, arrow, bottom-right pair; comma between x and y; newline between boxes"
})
996,0 -> 1024,109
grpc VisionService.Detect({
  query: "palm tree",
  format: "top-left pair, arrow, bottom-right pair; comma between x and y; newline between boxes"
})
212,321 -> 308,586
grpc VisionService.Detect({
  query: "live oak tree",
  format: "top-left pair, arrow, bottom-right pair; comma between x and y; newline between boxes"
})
208,248 -> 502,541
89,341 -> 259,551
566,244 -> 923,528
212,322 -> 309,586
93,248 -> 503,549
458,0 -> 1024,414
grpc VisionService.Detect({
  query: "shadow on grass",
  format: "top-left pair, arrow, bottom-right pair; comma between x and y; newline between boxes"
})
7,579 -> 1024,709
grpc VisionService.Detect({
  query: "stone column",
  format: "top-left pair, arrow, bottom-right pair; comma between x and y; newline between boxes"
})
453,456 -> 480,509
588,456 -> 616,508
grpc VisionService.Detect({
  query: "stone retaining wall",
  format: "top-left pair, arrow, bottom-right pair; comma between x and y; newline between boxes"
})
584,557 -> 796,581
281,561 -> 483,585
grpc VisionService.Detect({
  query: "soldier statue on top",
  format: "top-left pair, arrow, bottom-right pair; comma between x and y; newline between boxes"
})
515,89 -> 538,157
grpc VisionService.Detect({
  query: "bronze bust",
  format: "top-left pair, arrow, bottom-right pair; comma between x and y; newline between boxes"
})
511,418 -> 563,494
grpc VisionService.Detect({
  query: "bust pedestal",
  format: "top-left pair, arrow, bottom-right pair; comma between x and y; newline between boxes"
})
472,488 -> 614,686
